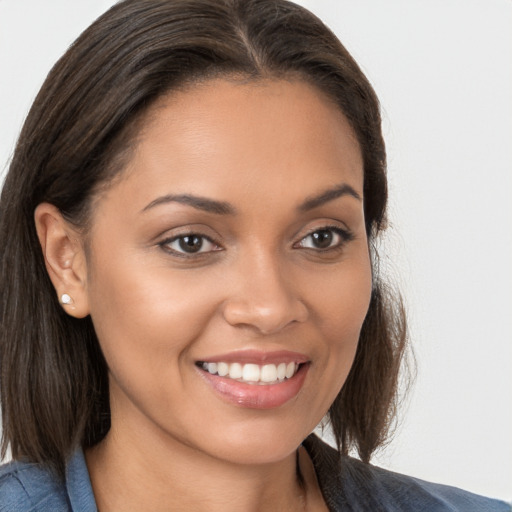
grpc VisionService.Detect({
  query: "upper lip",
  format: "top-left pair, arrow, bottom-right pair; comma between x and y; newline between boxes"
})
196,349 -> 309,365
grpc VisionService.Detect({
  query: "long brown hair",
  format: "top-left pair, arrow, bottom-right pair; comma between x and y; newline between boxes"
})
0,0 -> 408,477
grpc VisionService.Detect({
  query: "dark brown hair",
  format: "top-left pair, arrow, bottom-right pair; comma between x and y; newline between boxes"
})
0,0 -> 408,477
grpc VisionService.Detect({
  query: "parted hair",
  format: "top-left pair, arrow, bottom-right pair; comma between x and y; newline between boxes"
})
0,0 -> 408,477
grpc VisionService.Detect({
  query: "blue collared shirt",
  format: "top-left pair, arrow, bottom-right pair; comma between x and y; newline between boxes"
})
1,437 -> 511,511
0,449 -> 96,511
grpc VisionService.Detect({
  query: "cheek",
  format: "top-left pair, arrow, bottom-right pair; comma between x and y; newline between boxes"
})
307,253 -> 372,402
311,253 -> 372,338
85,257 -> 232,436
85,255 -> 222,385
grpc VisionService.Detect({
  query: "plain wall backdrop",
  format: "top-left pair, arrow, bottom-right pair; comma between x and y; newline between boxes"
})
1,0 -> 511,502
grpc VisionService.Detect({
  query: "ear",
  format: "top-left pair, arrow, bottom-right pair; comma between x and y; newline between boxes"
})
34,203 -> 90,318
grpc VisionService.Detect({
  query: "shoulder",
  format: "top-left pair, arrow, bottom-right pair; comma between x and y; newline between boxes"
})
0,458 -> 70,512
343,458 -> 511,512
303,435 -> 511,512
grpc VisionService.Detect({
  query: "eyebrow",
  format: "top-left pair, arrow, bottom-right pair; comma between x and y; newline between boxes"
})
141,182 -> 361,216
141,194 -> 236,215
298,183 -> 362,212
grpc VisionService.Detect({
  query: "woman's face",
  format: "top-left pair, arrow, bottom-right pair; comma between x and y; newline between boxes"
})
83,79 -> 372,464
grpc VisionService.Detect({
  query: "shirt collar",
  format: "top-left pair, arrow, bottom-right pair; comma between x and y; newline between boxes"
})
65,447 -> 98,512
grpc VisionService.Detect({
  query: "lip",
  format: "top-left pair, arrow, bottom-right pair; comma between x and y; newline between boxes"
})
197,349 -> 309,365
197,360 -> 310,409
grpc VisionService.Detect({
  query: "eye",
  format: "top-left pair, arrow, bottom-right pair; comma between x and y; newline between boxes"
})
295,226 -> 353,251
160,233 -> 221,255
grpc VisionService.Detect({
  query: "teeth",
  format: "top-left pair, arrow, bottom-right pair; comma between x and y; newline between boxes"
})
285,362 -> 295,378
242,363 -> 260,382
261,364 -> 277,383
217,362 -> 229,377
228,362 -> 243,379
200,361 -> 300,384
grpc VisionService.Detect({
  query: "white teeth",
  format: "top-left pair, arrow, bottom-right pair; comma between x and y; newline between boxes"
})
217,362 -> 229,377
285,362 -> 295,379
242,364 -> 260,382
200,361 -> 300,384
228,362 -> 243,379
260,364 -> 277,383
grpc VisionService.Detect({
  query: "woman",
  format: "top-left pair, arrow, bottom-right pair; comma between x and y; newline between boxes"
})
0,0 -> 509,510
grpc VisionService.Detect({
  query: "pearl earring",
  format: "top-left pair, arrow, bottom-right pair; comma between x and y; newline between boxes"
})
61,293 -> 73,305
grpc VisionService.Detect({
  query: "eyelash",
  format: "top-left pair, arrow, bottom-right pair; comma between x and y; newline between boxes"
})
158,225 -> 354,258
159,233 -> 221,258
294,225 -> 354,252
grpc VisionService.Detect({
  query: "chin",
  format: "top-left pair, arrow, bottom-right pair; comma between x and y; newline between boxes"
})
188,418 -> 312,466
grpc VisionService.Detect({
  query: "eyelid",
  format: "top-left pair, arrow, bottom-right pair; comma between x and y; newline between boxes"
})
155,222 -> 353,258
158,231 -> 223,257
293,224 -> 354,250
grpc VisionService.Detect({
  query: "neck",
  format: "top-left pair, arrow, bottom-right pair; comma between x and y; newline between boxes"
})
85,423 -> 319,512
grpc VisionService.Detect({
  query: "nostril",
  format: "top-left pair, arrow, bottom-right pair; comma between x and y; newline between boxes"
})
222,299 -> 308,335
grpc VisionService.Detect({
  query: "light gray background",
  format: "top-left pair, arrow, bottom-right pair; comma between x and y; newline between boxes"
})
1,0 -> 511,502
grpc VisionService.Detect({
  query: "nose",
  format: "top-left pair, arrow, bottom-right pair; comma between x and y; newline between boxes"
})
221,253 -> 308,335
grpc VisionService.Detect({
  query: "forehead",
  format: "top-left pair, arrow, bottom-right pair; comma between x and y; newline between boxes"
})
98,78 -> 364,215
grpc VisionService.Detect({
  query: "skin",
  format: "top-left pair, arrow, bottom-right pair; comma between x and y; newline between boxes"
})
35,79 -> 372,511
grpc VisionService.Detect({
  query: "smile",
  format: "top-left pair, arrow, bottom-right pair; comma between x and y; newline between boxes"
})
195,351 -> 310,409
198,361 -> 300,385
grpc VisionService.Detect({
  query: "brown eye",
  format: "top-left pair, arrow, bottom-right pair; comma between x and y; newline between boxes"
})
296,226 -> 353,251
179,235 -> 204,253
310,230 -> 333,249
160,234 -> 220,256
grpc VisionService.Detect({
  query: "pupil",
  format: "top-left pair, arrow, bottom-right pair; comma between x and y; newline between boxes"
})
179,235 -> 203,253
312,230 -> 332,249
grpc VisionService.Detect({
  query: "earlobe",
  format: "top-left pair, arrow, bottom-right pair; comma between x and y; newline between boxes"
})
34,203 -> 90,318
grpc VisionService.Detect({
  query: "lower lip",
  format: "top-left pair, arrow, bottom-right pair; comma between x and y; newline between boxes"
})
198,364 -> 309,409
